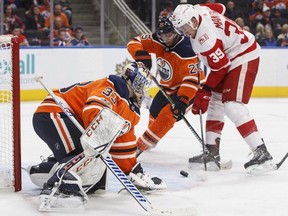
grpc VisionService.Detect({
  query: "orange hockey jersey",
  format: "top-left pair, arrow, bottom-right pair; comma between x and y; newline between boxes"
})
127,33 -> 206,100
35,75 -> 140,173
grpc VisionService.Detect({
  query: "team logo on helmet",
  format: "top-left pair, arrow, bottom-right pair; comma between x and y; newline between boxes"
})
156,58 -> 172,81
157,16 -> 175,35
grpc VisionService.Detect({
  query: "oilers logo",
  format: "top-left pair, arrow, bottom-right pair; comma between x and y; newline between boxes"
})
119,120 -> 131,136
156,58 -> 173,81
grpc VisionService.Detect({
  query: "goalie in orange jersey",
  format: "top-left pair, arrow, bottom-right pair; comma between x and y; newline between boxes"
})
127,16 -> 206,151
28,62 -> 167,209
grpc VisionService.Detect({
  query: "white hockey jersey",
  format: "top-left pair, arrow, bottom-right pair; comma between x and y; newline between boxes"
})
190,5 -> 260,73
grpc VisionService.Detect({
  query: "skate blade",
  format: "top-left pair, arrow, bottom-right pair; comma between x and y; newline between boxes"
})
39,195 -> 84,211
246,160 -> 275,174
188,161 -> 220,171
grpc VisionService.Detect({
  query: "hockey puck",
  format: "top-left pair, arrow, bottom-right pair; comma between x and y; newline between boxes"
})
180,170 -> 189,177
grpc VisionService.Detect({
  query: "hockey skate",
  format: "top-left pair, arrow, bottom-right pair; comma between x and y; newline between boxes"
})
39,166 -> 88,211
244,144 -> 274,174
188,143 -> 221,171
127,162 -> 167,192
25,155 -> 59,188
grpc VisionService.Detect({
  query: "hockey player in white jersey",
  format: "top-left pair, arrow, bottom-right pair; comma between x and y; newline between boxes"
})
171,3 -> 274,173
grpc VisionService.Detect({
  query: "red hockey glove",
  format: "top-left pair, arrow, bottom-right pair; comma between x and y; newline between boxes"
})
192,86 -> 212,115
171,95 -> 189,119
135,50 -> 152,70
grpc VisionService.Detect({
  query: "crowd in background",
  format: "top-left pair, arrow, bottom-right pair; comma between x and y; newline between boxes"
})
2,0 -> 89,46
2,0 -> 288,47
129,0 -> 288,47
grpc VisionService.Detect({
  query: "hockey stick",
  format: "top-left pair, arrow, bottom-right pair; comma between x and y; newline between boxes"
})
274,152 -> 288,170
196,63 -> 207,171
149,75 -> 223,169
35,76 -> 197,216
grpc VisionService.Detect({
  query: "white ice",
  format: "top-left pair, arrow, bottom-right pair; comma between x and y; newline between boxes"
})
1,98 -> 288,216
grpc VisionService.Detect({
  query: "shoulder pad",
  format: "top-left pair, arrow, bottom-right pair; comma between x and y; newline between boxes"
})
108,75 -> 129,100
172,36 -> 197,58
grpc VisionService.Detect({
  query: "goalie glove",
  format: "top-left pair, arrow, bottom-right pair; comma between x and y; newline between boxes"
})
135,50 -> 152,70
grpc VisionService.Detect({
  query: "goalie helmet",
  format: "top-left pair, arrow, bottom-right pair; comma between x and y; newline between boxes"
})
171,4 -> 200,31
122,62 -> 151,98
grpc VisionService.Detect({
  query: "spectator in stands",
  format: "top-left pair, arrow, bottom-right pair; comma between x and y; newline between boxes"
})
53,28 -> 70,46
159,1 -> 174,19
69,26 -> 90,46
4,0 -> 22,9
3,4 -> 25,34
225,1 -> 238,20
255,22 -> 266,45
244,25 -> 251,32
276,23 -> 288,46
263,27 -> 277,46
25,4 -> 45,31
235,17 -> 245,28
59,0 -> 72,25
38,0 -> 50,20
249,0 -> 266,22
259,6 -> 273,26
10,24 -> 29,46
44,3 -> 69,29
48,16 -> 72,41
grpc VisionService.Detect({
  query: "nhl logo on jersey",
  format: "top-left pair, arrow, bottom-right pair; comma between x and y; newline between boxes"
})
156,58 -> 172,81
198,33 -> 209,45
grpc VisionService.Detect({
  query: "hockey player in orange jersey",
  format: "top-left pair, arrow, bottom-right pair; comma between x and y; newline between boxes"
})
29,62 -> 166,208
127,16 -> 205,151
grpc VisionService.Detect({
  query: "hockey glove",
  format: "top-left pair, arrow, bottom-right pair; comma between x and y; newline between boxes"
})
135,50 -> 152,70
192,85 -> 212,115
171,95 -> 189,119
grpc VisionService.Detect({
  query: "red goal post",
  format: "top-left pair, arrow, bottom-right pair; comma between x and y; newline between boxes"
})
0,35 -> 21,191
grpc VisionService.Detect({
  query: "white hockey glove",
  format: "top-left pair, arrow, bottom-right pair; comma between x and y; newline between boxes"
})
128,162 -> 167,191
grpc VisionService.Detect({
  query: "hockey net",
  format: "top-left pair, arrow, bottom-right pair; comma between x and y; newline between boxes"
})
0,35 -> 21,191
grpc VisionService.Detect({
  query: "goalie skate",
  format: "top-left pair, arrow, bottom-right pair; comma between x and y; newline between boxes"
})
39,183 -> 87,212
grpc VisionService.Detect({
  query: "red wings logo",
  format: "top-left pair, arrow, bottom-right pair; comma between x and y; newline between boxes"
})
198,33 -> 209,45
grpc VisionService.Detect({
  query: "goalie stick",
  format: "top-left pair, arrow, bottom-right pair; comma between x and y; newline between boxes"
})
35,76 -> 197,216
149,75 -> 232,170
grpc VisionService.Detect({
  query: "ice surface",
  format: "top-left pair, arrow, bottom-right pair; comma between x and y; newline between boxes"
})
1,98 -> 288,216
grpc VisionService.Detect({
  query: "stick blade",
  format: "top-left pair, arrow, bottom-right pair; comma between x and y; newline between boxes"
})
34,75 -> 43,82
149,206 -> 197,216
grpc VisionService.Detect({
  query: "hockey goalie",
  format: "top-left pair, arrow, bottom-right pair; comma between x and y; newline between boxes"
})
27,62 -> 167,210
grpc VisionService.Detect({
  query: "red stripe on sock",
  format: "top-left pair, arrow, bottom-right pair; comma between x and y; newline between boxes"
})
237,119 -> 258,138
206,120 -> 224,134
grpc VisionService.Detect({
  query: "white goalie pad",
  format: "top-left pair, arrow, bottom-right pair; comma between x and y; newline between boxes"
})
80,108 -> 125,157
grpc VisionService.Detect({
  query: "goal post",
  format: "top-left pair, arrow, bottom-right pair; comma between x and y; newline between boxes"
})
0,35 -> 21,192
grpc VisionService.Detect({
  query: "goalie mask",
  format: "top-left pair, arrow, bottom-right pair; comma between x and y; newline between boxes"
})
122,62 -> 151,105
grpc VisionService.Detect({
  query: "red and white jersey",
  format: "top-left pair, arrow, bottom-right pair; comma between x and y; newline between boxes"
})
190,4 -> 260,73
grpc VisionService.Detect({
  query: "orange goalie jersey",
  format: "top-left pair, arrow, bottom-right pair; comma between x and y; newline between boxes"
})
35,75 -> 140,173
127,33 -> 205,101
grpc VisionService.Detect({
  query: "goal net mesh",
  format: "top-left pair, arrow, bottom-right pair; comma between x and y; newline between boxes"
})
0,35 -> 18,190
